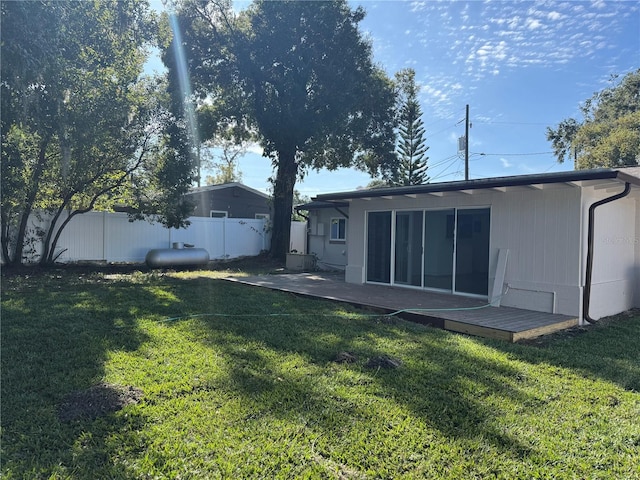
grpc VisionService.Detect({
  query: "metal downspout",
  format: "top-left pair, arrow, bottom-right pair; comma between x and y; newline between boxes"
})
583,182 -> 631,324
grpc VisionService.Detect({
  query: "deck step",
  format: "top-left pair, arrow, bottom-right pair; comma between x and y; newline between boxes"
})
445,317 -> 579,342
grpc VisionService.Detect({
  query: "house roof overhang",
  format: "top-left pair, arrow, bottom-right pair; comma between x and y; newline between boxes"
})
313,167 -> 640,203
295,200 -> 349,211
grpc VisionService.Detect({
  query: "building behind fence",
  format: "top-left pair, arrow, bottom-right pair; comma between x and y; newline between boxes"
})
18,211 -> 299,264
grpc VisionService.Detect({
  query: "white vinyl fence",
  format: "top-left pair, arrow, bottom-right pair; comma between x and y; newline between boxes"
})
289,220 -> 307,254
25,211 -> 276,264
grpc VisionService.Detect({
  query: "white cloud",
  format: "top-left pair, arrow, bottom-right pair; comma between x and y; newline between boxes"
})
526,18 -> 543,30
410,1 -> 426,13
389,0 -> 637,113
547,11 -> 564,21
507,16 -> 520,29
500,158 -> 512,168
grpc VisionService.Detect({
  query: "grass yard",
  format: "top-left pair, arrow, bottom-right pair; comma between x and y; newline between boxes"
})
2,264 -> 639,479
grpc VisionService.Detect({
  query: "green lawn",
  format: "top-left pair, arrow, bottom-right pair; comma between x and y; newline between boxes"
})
2,266 -> 639,479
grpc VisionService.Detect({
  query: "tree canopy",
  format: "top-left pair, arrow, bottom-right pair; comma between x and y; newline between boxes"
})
169,0 -> 397,259
547,69 -> 640,169
1,1 -> 196,265
394,69 -> 429,186
204,134 -> 246,186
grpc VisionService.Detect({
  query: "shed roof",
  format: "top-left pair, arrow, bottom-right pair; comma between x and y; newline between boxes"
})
314,167 -> 640,202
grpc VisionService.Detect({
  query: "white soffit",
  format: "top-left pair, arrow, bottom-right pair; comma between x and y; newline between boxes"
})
592,180 -> 626,191
566,180 -> 588,188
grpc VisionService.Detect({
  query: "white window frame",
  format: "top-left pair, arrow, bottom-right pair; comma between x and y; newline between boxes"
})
210,210 -> 228,218
330,217 -> 347,242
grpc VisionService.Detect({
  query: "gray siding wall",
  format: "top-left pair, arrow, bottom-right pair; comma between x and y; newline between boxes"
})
307,208 -> 348,270
582,187 -> 640,320
345,184 -> 584,316
636,195 -> 640,308
187,186 -> 271,218
492,186 -> 582,316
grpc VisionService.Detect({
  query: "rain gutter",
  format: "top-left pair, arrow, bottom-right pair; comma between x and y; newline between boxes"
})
583,182 -> 631,324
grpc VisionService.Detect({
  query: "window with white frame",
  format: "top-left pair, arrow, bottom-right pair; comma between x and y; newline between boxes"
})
210,210 -> 228,218
330,217 -> 347,242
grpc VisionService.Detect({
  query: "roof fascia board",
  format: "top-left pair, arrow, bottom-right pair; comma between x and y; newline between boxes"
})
315,169 -> 638,202
616,170 -> 640,187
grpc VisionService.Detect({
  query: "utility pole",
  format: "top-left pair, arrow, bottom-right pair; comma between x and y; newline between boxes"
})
464,104 -> 469,181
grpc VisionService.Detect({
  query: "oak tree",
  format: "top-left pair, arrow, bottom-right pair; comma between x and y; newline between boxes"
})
1,1 -> 195,265
547,70 -> 640,169
169,0 -> 397,259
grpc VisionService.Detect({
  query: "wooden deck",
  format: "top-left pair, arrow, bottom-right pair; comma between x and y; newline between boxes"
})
224,272 -> 578,342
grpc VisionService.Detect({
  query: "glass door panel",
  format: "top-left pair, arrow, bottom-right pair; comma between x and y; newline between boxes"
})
366,211 -> 392,283
423,209 -> 454,290
455,208 -> 490,295
394,211 -> 423,286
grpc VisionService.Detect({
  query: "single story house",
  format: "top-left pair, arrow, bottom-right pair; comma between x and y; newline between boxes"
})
296,200 -> 350,270
300,167 -> 640,324
184,182 -> 272,220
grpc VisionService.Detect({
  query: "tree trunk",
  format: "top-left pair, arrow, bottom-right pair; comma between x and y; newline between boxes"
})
270,147 -> 297,261
1,208 -> 14,266
11,138 -> 49,265
39,199 -> 70,265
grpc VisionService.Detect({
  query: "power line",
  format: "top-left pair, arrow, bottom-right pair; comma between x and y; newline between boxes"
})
428,154 -> 460,169
471,151 -> 553,157
430,156 -> 463,181
473,121 -> 550,126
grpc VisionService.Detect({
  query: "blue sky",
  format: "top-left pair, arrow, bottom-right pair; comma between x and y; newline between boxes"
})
149,1 -> 640,196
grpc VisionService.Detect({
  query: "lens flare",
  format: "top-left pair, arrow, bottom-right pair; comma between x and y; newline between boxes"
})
169,12 -> 200,156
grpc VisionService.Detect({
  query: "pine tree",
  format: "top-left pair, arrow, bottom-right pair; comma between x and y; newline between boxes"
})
394,69 -> 429,186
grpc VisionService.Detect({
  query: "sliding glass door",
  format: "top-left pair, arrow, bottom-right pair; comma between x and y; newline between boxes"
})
366,211 -> 392,283
423,209 -> 455,290
366,207 -> 490,297
395,211 -> 423,286
454,208 -> 490,296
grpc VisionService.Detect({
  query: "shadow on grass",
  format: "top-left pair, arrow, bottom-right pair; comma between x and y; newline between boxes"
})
168,279 -> 536,459
3,272 -> 638,477
1,275 -> 160,478
497,312 -> 640,392
163,278 -> 640,464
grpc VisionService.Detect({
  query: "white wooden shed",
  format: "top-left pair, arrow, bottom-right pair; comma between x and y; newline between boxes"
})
309,168 -> 640,325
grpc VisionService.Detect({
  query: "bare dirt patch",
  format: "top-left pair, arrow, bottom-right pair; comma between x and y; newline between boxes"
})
57,383 -> 143,422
